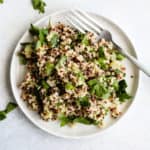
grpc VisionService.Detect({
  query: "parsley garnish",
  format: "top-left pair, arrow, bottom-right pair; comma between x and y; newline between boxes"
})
59,114 -> 97,126
0,0 -> 4,4
0,102 -> 17,121
65,82 -> 75,91
29,24 -> 48,45
115,51 -> 125,60
47,32 -> 59,48
88,78 -> 110,99
98,46 -> 105,58
45,62 -> 55,76
41,80 -> 49,90
18,53 -> 27,65
116,80 -> 131,102
29,24 -> 39,35
32,0 -> 46,13
55,55 -> 67,69
77,96 -> 90,107
82,36 -> 90,46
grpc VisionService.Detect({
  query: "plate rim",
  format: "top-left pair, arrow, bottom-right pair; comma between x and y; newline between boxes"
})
10,9 -> 140,139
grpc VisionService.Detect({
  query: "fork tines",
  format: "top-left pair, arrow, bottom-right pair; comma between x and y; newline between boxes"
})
65,9 -> 103,35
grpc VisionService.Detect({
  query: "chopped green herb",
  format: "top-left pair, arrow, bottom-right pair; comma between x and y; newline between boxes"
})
56,55 -> 67,69
24,44 -> 33,58
29,24 -> 48,44
76,72 -> 85,86
41,80 -> 49,89
35,40 -> 42,49
45,62 -> 55,76
77,96 -> 90,107
87,78 -> 98,87
0,102 -> 17,121
82,36 -> 90,46
18,54 -> 27,65
88,79 -> 110,99
29,24 -> 40,35
65,82 -> 75,90
76,32 -> 85,42
47,32 -> 59,48
0,111 -> 6,120
39,28 -> 48,44
112,79 -> 119,90
5,103 -> 17,113
59,115 -> 75,127
59,114 -> 97,126
32,0 -> 46,13
0,0 -> 3,4
74,117 -> 98,125
115,51 -> 125,60
116,80 -> 131,102
97,58 -> 108,70
98,46 -> 105,58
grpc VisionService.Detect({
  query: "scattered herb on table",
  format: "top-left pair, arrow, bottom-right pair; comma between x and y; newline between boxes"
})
0,102 -> 17,121
32,0 -> 46,13
0,0 -> 3,4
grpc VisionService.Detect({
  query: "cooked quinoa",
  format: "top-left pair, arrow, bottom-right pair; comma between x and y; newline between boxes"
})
18,23 -> 131,127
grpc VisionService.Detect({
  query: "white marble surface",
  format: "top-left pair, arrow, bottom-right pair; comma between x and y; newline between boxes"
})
0,0 -> 150,149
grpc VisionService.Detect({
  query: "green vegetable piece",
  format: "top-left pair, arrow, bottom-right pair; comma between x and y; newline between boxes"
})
59,115 -> 97,127
98,46 -> 105,58
29,24 -> 39,35
116,80 -> 131,102
112,79 -> 119,90
77,96 -> 90,107
76,72 -> 85,86
32,0 -> 46,13
82,36 -> 90,46
35,40 -> 42,49
87,79 -> 98,86
116,53 -> 125,60
41,80 -> 49,89
39,28 -> 48,44
97,58 -> 108,70
74,117 -> 97,125
24,44 -> 33,58
56,55 -> 67,69
47,32 -> 59,48
45,62 -> 55,76
0,111 -> 6,120
29,24 -> 48,44
18,54 -> 27,65
76,32 -> 85,42
5,102 -> 17,114
0,102 -> 17,121
59,115 -> 75,127
88,79 -> 110,99
0,0 -> 3,3
65,82 -> 75,90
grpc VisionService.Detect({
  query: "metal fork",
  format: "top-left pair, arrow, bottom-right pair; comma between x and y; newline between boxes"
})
65,9 -> 150,77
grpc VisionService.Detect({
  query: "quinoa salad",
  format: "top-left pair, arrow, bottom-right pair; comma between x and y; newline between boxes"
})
18,23 -> 131,127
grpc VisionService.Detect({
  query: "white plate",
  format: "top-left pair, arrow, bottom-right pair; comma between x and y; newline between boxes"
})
10,9 -> 139,139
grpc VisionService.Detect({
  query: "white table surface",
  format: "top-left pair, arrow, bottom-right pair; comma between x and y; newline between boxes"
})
0,0 -> 150,149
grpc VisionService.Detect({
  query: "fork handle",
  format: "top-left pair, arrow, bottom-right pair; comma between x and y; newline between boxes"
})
119,48 -> 150,77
